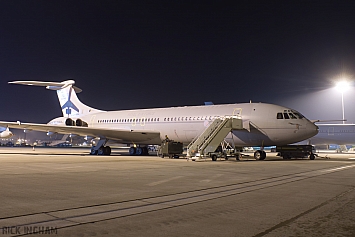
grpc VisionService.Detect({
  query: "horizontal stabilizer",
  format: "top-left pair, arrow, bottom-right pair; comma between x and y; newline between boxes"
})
9,80 -> 82,93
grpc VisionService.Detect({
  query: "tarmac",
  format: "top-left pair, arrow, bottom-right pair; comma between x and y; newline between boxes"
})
0,147 -> 355,236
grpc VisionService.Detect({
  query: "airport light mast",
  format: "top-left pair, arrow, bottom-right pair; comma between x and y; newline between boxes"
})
335,80 -> 350,124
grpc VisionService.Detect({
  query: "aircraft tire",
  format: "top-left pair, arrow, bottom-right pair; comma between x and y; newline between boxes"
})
90,147 -> 98,155
136,147 -> 143,155
129,147 -> 136,156
97,147 -> 105,155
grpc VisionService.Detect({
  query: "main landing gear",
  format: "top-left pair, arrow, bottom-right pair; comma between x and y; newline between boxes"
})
90,146 -> 111,155
129,146 -> 149,156
90,139 -> 111,155
254,150 -> 266,160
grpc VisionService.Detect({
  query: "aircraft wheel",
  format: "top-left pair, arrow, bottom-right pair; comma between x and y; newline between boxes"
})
129,147 -> 136,155
97,147 -> 105,155
136,147 -> 143,155
90,147 -> 98,155
211,154 -> 217,161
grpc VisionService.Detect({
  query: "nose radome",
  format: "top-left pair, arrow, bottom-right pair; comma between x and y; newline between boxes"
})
307,122 -> 319,137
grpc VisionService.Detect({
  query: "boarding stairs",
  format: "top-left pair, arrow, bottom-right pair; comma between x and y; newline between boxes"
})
187,115 -> 243,157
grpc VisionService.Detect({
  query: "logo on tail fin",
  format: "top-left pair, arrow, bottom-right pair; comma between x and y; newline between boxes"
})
61,87 -> 79,116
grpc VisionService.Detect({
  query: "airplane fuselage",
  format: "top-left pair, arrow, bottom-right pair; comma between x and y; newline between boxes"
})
52,102 -> 318,147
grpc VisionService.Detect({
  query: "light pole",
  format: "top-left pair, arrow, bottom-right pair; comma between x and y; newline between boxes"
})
335,81 -> 350,124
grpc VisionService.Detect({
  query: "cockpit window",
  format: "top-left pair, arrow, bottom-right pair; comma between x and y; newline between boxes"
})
283,113 -> 290,119
277,113 -> 283,119
292,111 -> 304,119
289,113 -> 297,119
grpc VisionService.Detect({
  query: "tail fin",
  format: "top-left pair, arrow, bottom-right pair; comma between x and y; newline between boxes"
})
9,80 -> 105,118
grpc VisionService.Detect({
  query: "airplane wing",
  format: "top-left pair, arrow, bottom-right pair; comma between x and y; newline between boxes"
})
0,121 -> 160,143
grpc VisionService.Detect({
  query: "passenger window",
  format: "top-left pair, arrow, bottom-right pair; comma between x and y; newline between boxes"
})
277,113 -> 283,119
283,113 -> 290,119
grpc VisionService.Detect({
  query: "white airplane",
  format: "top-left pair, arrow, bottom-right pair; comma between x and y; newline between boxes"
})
0,127 -> 13,138
0,80 -> 318,159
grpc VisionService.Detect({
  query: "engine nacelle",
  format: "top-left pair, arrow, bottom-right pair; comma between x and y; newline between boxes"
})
47,117 -> 88,127
75,119 -> 88,127
65,118 -> 75,126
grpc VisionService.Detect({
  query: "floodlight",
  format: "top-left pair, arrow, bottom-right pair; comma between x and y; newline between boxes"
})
335,81 -> 350,93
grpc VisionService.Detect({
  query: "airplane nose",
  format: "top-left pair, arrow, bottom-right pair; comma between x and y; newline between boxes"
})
308,122 -> 319,137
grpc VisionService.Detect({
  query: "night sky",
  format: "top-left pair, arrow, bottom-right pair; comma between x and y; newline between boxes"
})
1,1 -> 355,124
